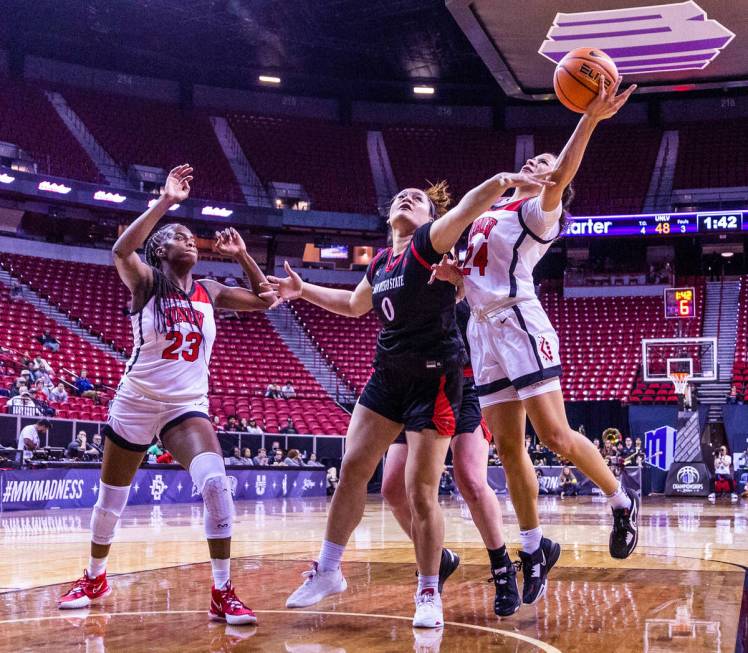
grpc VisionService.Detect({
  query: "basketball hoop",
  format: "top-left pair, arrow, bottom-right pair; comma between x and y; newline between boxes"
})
670,372 -> 691,396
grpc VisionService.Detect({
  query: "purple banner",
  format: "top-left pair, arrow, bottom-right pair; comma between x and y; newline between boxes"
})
0,467 -> 326,512
477,465 -> 642,496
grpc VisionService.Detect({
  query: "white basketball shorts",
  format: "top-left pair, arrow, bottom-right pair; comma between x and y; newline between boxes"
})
467,298 -> 562,407
104,379 -> 211,451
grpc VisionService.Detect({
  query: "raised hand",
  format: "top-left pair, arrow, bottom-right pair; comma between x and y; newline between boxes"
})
261,261 -> 304,302
162,164 -> 193,203
501,170 -> 556,189
585,75 -> 637,123
428,254 -> 462,286
213,227 -> 247,259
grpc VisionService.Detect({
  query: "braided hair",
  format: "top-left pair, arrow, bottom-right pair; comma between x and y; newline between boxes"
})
143,223 -> 204,336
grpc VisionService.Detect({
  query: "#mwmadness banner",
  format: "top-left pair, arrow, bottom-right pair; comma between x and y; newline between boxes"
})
479,466 -> 642,496
0,467 -> 327,512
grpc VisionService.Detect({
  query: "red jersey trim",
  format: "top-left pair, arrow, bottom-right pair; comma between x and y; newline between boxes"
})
500,198 -> 527,214
432,374 -> 457,437
409,241 -> 432,271
190,282 -> 212,304
385,247 -> 406,273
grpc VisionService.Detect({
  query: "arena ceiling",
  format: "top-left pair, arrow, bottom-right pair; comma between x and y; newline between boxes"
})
447,0 -> 747,99
3,0 -> 498,101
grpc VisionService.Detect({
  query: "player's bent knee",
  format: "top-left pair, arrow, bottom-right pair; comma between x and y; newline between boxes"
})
539,428 -> 573,457
90,482 -> 130,545
455,474 -> 485,504
202,474 -> 235,539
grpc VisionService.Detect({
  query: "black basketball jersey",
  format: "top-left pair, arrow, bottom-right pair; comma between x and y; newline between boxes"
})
365,223 -> 464,366
455,299 -> 471,365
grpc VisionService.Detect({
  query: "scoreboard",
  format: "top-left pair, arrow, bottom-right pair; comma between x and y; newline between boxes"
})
664,287 -> 696,319
565,210 -> 745,238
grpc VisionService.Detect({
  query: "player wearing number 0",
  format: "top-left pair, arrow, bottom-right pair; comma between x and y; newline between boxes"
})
58,165 -> 274,625
453,75 -> 640,596
268,173 -> 552,628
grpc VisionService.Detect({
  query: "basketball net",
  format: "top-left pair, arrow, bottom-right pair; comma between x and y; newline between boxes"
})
670,372 -> 691,396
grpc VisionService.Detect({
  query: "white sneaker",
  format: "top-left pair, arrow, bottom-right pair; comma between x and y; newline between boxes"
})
286,562 -> 347,608
731,493 -> 739,503
412,589 -> 443,628
708,493 -> 716,502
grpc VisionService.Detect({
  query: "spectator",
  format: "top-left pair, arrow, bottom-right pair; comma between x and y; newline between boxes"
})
535,466 -> 549,495
439,467 -> 455,495
524,436 -> 533,453
727,384 -> 741,405
264,383 -> 281,399
280,418 -> 298,435
50,382 -> 69,404
74,370 -> 99,401
211,416 -> 222,432
272,449 -> 286,466
38,332 -> 60,353
245,418 -> 264,435
284,449 -> 303,466
88,433 -> 104,459
224,415 -> 239,432
592,438 -> 602,452
10,277 -> 22,300
10,377 -> 28,397
558,466 -> 579,497
281,381 -> 296,399
253,448 -> 269,466
236,418 -> 249,432
270,441 -> 281,452
227,446 -> 244,465
531,443 -> 549,466
487,443 -> 500,466
327,467 -> 339,495
7,389 -> 41,416
17,419 -> 51,459
66,431 -> 90,459
31,355 -> 53,379
147,439 -> 164,461
306,452 -> 323,467
155,450 -> 173,464
620,437 -> 637,465
241,448 -> 254,464
223,274 -> 239,287
710,446 -> 737,501
32,379 -> 49,402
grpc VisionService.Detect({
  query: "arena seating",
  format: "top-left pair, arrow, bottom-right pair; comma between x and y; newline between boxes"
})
61,87 -> 243,202
383,126 -> 516,203
0,253 -> 351,433
226,113 -> 376,214
731,275 -> 748,401
673,120 -> 748,189
533,124 -> 661,216
0,282 -> 120,421
0,78 -> 101,182
291,281 -> 703,403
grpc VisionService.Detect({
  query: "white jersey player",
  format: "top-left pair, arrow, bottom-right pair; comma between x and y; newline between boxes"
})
58,164 -> 274,626
433,75 -> 640,605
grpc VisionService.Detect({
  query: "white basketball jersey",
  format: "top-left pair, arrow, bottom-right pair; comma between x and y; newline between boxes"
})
121,281 -> 216,401
463,196 -> 561,310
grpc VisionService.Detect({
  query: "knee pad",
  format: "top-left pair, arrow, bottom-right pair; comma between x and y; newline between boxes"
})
90,482 -> 130,546
189,452 -> 235,539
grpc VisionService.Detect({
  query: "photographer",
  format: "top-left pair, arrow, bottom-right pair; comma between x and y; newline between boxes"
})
17,419 -> 51,460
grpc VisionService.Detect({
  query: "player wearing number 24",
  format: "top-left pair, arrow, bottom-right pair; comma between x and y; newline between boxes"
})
57,165 -> 277,624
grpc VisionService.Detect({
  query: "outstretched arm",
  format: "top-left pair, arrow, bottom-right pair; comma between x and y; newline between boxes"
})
205,228 -> 275,311
541,76 -> 636,211
262,262 -> 373,318
111,164 -> 193,294
429,171 -> 555,254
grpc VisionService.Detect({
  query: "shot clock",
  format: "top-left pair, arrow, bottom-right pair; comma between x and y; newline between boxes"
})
664,287 -> 696,319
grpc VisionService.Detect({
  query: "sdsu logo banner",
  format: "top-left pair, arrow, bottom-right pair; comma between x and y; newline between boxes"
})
539,1 -> 734,75
0,467 -> 326,512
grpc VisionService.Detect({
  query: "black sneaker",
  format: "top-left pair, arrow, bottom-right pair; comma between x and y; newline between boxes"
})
609,487 -> 639,559
489,558 -> 521,617
438,548 -> 460,594
518,537 -> 561,605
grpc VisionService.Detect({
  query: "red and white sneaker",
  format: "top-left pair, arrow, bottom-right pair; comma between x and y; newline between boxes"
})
209,581 -> 257,626
58,570 -> 111,610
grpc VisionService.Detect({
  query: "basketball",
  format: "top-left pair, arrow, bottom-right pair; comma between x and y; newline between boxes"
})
553,47 -> 619,113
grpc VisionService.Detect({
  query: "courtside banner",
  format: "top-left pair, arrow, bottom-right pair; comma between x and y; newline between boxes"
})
0,467 -> 326,512
480,466 -> 642,496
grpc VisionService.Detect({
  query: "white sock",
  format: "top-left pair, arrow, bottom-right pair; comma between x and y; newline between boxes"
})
417,574 -> 439,595
87,556 -> 107,578
317,540 -> 345,573
519,526 -> 543,554
607,483 -> 632,511
211,558 -> 231,589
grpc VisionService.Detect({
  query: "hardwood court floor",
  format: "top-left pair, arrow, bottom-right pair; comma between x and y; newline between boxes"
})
0,495 -> 745,652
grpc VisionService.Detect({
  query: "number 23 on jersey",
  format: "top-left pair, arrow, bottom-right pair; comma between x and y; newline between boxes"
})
162,332 -> 203,362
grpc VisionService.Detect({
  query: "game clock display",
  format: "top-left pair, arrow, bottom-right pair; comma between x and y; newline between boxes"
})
664,287 -> 696,319
565,210 -> 745,238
